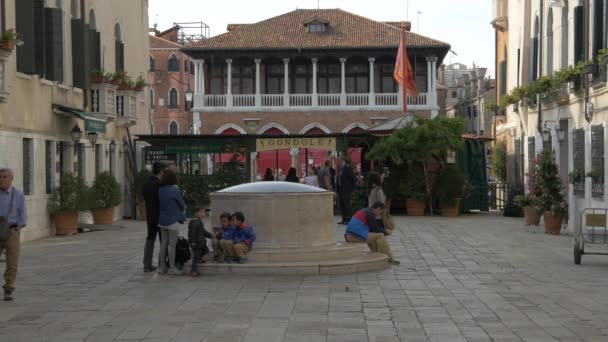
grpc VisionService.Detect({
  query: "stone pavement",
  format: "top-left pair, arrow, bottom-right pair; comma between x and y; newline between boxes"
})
2,213 -> 608,342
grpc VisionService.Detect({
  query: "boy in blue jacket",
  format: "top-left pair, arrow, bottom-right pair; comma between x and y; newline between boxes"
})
212,212 -> 234,263
345,202 -> 399,266
223,212 -> 256,264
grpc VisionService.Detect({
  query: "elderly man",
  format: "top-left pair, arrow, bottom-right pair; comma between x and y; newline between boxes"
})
0,168 -> 27,301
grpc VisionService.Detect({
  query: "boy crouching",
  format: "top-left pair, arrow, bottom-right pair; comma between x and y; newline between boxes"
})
223,212 -> 256,264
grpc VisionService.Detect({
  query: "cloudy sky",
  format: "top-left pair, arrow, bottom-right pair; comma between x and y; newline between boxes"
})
149,0 -> 495,76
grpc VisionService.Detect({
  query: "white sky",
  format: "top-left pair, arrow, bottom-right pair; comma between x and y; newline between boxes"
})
149,0 -> 495,77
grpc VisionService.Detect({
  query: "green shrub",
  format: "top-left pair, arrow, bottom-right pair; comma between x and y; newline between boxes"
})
47,173 -> 89,215
436,165 -> 465,205
491,143 -> 507,182
90,172 -> 121,209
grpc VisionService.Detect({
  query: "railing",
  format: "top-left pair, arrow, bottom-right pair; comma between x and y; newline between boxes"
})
290,94 -> 312,107
194,91 -> 435,111
261,94 -> 284,107
318,94 -> 340,107
488,182 -> 523,216
233,94 -> 255,107
346,93 -> 369,106
375,93 -> 398,106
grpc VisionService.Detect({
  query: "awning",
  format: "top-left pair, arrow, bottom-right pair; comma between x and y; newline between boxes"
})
54,105 -> 107,134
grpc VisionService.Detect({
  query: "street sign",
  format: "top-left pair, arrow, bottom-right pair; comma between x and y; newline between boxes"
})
256,137 -> 337,152
144,147 -> 177,164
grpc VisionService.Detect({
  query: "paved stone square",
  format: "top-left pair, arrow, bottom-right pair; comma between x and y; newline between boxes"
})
2,213 -> 608,341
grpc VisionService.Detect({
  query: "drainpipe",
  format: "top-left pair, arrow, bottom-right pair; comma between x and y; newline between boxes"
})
537,0 -> 544,136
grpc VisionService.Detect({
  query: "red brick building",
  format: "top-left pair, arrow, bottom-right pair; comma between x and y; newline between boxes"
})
149,26 -> 195,135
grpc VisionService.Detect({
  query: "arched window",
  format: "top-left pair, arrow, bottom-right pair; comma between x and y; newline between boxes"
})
168,54 -> 180,72
168,88 -> 178,109
560,1 -> 569,68
70,0 -> 79,19
89,9 -> 96,29
531,16 -> 539,81
115,23 -> 124,71
546,8 -> 554,75
169,121 -> 178,135
149,56 -> 155,71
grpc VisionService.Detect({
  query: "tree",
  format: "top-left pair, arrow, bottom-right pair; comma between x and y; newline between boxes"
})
491,143 -> 507,182
367,116 -> 465,215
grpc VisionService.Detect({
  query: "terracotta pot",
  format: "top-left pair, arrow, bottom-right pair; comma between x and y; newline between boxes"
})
441,198 -> 461,217
523,206 -> 541,226
543,211 -> 563,235
90,75 -> 104,83
117,83 -> 129,90
137,201 -> 147,221
1,40 -> 15,51
407,198 -> 425,216
92,207 -> 115,225
53,211 -> 79,236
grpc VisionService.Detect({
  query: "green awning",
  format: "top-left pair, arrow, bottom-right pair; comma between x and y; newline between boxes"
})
55,106 -> 107,134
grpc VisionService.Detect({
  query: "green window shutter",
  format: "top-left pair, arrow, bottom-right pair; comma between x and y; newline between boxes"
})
71,19 -> 86,89
593,0 -> 605,57
34,0 -> 46,76
94,31 -> 101,70
16,0 -> 36,74
45,7 -> 64,82
115,40 -> 124,71
499,61 -> 507,96
574,6 -> 584,63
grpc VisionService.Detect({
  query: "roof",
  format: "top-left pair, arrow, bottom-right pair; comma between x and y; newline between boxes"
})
185,9 -> 450,50
150,35 -> 183,49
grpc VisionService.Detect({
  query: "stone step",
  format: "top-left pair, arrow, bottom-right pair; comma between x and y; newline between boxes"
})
246,242 -> 366,263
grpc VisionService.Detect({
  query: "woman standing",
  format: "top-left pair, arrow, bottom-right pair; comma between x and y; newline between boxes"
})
304,168 -> 319,187
285,167 -> 299,183
158,169 -> 187,275
263,168 -> 275,181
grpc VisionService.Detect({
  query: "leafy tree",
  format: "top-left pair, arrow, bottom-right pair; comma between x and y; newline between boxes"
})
491,143 -> 507,182
367,116 -> 465,215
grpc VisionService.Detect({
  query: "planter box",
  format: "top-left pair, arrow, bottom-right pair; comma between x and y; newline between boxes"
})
92,207 -> 115,225
543,211 -> 563,235
406,199 -> 425,216
441,199 -> 461,217
53,211 -> 79,236
523,206 -> 540,226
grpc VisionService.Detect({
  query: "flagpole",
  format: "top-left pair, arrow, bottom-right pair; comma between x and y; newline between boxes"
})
401,26 -> 407,115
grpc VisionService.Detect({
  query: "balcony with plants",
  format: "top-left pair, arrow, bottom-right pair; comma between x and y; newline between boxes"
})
89,70 -> 146,126
0,29 -> 22,102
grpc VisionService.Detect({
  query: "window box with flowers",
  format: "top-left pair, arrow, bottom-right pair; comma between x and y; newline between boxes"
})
0,29 -> 22,51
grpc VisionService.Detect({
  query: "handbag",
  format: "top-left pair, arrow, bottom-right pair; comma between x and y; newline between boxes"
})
0,189 -> 15,241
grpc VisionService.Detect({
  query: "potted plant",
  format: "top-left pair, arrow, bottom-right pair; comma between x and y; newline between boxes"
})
0,29 -> 20,51
491,143 -> 507,183
436,165 -> 465,217
134,169 -> 152,220
535,150 -> 567,234
118,75 -> 133,91
90,69 -> 105,83
112,70 -> 127,86
598,48 -> 608,65
89,172 -> 121,225
47,173 -> 89,236
515,194 -> 540,225
133,75 -> 148,91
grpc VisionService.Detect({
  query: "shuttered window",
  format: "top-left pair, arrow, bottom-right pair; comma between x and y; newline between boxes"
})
499,60 -> 507,96
23,138 -> 33,196
591,125 -> 604,198
573,128 -> 585,196
168,54 -> 180,72
16,0 -> 36,74
45,7 -> 64,82
115,40 -> 124,72
530,37 -> 539,82
45,140 -> 53,194
593,0 -> 606,58
574,6 -> 585,63
78,143 -> 85,179
90,29 -> 101,71
71,18 -> 86,88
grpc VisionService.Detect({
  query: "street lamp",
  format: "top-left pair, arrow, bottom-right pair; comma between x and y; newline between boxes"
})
185,87 -> 193,103
86,132 -> 98,151
109,140 -> 116,155
71,124 -> 82,156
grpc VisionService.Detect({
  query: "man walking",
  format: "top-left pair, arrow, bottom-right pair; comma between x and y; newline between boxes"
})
336,157 -> 356,225
0,168 -> 27,301
141,162 -> 165,272
317,160 -> 332,191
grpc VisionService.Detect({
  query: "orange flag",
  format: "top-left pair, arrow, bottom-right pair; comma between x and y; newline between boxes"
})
394,27 -> 419,114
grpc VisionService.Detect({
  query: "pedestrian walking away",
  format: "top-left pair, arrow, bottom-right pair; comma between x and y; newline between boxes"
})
141,162 -> 166,273
158,169 -> 187,275
336,156 -> 356,225
0,168 -> 27,301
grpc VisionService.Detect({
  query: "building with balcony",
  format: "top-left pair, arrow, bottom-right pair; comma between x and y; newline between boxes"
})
183,9 -> 450,138
0,0 -> 151,241
149,25 -> 197,135
495,0 -> 608,231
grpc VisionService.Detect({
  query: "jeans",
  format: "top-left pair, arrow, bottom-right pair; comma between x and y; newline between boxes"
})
338,191 -> 353,223
159,228 -> 178,271
0,229 -> 20,292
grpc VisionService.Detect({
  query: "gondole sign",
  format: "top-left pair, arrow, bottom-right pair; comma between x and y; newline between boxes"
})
256,137 -> 336,152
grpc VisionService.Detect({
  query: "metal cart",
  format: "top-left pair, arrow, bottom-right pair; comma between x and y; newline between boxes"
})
574,208 -> 608,264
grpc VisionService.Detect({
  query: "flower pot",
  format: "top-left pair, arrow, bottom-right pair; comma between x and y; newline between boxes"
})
441,198 -> 461,217
407,198 -> 425,216
117,83 -> 129,90
137,201 -> 147,221
90,75 -> 104,83
53,211 -> 79,236
523,206 -> 541,226
0,40 -> 15,51
543,211 -> 563,235
92,207 -> 115,225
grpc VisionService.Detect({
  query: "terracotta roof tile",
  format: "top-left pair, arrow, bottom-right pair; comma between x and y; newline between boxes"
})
186,9 -> 449,50
150,35 -> 183,49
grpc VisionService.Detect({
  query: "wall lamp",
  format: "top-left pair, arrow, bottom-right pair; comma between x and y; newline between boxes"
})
541,121 -> 565,142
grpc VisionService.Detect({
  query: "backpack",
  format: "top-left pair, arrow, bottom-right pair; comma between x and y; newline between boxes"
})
175,237 -> 191,266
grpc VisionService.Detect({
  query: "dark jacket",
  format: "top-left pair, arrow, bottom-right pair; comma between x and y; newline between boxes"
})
158,185 -> 187,226
188,218 -> 213,248
141,175 -> 160,225
337,164 -> 356,194
225,223 -> 257,248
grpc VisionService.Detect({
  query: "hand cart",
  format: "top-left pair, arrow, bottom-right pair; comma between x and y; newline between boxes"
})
574,208 -> 608,264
